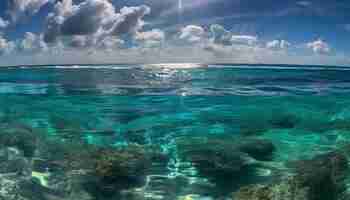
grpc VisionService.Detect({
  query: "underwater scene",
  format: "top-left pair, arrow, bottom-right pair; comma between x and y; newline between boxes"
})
1,64 -> 350,200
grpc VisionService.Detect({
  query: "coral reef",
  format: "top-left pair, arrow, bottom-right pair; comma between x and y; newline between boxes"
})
176,136 -> 276,179
237,139 -> 276,161
233,151 -> 349,200
0,124 -> 41,157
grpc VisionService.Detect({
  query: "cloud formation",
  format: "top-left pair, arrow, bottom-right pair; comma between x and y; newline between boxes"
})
307,39 -> 330,54
179,25 -> 205,44
231,35 -> 258,46
210,24 -> 232,45
19,32 -> 48,53
0,35 -> 15,55
136,29 -> 165,48
44,0 -> 115,42
7,0 -> 51,22
110,6 -> 150,36
43,0 -> 150,45
0,18 -> 9,29
0,0 -> 346,66
266,40 -> 290,50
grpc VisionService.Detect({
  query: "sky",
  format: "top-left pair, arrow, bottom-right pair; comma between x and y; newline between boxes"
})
0,0 -> 349,66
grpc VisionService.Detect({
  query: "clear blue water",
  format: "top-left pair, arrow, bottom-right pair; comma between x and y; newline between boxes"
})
1,64 -> 350,200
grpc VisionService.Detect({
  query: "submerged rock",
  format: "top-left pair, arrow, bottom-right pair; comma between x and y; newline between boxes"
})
233,151 -> 349,200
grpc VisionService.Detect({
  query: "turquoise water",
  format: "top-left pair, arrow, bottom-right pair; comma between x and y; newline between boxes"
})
1,65 -> 350,200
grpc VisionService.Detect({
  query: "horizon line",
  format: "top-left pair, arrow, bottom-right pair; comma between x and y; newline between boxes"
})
0,62 -> 349,68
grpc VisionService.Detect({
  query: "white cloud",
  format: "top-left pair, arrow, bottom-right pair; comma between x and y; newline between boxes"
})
44,0 -> 117,42
7,0 -> 51,22
209,24 -> 258,46
210,24 -> 232,45
307,39 -> 330,54
136,29 -> 164,41
44,0 -> 150,47
0,18 -> 9,29
69,35 -> 88,48
110,5 -> 150,36
179,25 -> 205,44
136,29 -> 165,48
231,35 -> 258,46
0,14 -> 345,67
266,40 -> 290,50
98,36 -> 124,50
19,32 -> 48,53
0,35 -> 15,55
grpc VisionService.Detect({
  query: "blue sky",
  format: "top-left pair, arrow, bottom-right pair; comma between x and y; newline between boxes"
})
0,0 -> 349,66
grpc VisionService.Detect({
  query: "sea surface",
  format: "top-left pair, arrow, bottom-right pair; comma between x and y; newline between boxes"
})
1,64 -> 350,200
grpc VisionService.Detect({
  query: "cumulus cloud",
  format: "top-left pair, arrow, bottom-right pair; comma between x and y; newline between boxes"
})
0,35 -> 15,55
307,39 -> 330,54
98,36 -> 124,50
209,24 -> 258,47
7,0 -> 51,22
210,24 -> 232,45
179,25 -> 205,44
0,11 -> 343,67
110,6 -> 150,36
231,35 -> 258,46
44,0 -> 116,43
136,29 -> 165,48
69,35 -> 88,48
19,32 -> 48,53
266,40 -> 290,50
60,0 -> 115,36
44,0 -> 150,45
0,18 -> 9,29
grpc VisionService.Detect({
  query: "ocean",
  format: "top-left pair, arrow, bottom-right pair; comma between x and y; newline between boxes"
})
0,64 -> 350,200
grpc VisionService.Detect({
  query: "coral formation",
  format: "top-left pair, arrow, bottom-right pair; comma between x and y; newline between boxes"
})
233,151 -> 349,200
176,136 -> 276,179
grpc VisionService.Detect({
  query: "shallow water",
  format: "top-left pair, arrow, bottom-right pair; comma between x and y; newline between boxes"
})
1,64 -> 350,200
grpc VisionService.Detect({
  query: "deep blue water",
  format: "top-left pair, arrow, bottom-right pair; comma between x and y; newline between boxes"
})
1,64 -> 350,200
